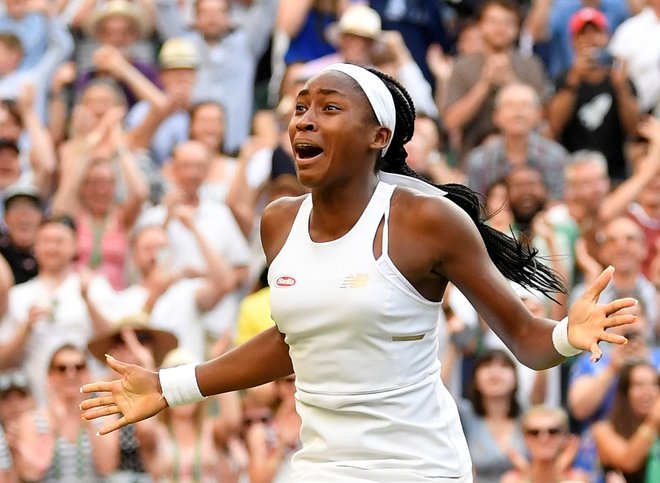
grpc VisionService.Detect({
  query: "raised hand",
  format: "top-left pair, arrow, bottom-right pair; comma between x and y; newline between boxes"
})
567,266 -> 637,362
80,355 -> 167,435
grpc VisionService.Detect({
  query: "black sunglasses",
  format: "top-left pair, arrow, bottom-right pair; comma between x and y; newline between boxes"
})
525,426 -> 562,437
51,363 -> 87,374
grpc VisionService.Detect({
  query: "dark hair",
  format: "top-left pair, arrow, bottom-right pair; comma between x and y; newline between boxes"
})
40,215 -> 77,233
0,99 -> 23,128
468,349 -> 521,418
0,33 -> 23,54
367,68 -> 566,299
609,360 -> 659,439
478,0 -> 521,22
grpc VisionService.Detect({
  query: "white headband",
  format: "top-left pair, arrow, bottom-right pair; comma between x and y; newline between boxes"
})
320,63 -> 396,156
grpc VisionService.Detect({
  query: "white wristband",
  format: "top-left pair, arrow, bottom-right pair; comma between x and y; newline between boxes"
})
159,363 -> 207,407
552,317 -> 582,357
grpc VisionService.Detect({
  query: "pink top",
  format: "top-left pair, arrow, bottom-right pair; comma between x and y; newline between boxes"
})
75,210 -> 129,290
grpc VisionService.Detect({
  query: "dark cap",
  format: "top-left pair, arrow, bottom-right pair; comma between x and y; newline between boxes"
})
0,138 -> 19,154
3,183 -> 42,212
0,370 -> 30,397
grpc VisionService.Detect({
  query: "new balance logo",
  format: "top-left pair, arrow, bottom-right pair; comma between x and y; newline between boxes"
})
340,273 -> 369,288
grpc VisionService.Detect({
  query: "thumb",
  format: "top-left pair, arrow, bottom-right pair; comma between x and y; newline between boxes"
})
105,354 -> 131,376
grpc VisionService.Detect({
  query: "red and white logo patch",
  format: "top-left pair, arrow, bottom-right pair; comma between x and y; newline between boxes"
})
275,276 -> 296,287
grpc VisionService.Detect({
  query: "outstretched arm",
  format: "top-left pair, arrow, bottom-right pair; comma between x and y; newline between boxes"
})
80,325 -> 292,434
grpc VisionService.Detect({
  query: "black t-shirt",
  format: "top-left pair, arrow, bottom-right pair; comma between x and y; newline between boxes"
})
555,71 -> 635,181
0,233 -> 37,285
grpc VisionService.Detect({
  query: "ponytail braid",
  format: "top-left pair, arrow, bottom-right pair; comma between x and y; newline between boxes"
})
367,68 -> 566,299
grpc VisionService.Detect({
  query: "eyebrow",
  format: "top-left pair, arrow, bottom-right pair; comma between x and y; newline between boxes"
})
297,88 -> 346,98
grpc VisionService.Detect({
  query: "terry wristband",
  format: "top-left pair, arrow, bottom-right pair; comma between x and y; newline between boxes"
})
159,363 -> 207,407
552,317 -> 582,357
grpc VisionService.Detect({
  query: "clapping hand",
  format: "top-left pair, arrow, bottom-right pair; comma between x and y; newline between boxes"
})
567,266 -> 637,362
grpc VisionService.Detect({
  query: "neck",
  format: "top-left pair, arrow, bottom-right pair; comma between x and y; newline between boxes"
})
529,459 -> 560,482
612,271 -> 639,292
482,396 -> 512,419
484,45 -> 511,56
504,133 -> 529,164
40,267 -> 72,286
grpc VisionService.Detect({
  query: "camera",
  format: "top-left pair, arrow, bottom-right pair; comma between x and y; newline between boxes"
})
590,49 -> 615,67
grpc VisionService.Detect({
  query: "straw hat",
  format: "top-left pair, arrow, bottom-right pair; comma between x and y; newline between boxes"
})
87,311 -> 178,367
159,37 -> 199,70
86,0 -> 152,40
160,347 -> 201,369
326,4 -> 382,45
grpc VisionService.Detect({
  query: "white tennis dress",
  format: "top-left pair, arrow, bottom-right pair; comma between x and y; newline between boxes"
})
268,181 -> 473,482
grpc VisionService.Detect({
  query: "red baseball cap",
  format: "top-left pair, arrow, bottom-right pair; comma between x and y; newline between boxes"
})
569,7 -> 609,36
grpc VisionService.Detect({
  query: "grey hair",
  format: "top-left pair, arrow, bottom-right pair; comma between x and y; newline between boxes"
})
565,150 -> 608,180
494,82 -> 541,109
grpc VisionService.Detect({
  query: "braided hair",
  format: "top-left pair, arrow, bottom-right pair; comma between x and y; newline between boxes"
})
367,68 -> 566,298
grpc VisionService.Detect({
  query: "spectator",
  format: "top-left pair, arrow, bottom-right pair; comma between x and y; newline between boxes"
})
0,184 -> 42,284
138,141 -> 251,338
592,360 -> 660,482
135,348 -> 242,481
458,349 -> 528,483
0,15 -> 74,121
0,137 -> 50,215
87,312 -> 178,482
0,217 -> 114,404
0,0 -> 50,69
547,7 -> 639,183
0,370 -> 35,482
525,0 -> 630,78
443,0 -> 548,161
12,344 -> 118,481
125,36 -> 200,168
567,305 -> 660,480
75,0 -> 159,106
52,109 -> 149,290
466,82 -> 569,200
609,0 -> 660,116
187,0 -> 278,153
502,405 -> 589,482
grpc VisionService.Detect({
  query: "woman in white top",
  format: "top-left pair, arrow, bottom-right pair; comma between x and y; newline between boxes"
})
82,64 -> 638,482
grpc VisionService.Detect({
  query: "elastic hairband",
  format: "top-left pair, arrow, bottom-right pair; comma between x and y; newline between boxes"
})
320,63 -> 396,156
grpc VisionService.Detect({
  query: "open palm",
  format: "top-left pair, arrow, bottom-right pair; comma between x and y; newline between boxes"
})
80,355 -> 168,435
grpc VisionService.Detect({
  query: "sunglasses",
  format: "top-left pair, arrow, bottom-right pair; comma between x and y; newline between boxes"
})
525,427 -> 562,437
51,363 -> 87,374
112,332 -> 153,346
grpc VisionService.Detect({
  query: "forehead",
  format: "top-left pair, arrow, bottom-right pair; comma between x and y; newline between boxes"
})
603,218 -> 643,238
301,71 -> 366,101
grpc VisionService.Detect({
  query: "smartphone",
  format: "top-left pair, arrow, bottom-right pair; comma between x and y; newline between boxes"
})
590,49 -> 614,67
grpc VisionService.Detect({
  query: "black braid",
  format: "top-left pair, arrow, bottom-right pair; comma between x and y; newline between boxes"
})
366,68 -> 567,299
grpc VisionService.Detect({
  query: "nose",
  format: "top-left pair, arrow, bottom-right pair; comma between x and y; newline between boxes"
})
295,110 -> 317,132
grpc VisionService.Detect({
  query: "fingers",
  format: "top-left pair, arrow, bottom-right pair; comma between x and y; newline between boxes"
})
603,297 -> 638,316
80,395 -> 115,410
599,331 -> 628,346
583,266 -> 615,301
604,313 -> 637,329
98,416 -> 128,436
105,354 -> 130,375
589,342 -> 602,363
81,381 -> 115,394
81,404 -> 120,421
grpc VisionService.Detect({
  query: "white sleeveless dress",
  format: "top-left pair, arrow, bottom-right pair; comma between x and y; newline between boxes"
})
268,181 -> 472,482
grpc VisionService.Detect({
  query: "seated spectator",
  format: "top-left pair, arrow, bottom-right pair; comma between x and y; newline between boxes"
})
135,348 -> 242,481
98,217 -> 236,361
87,312 -> 178,482
567,306 -> 660,481
547,7 -> 639,183
12,344 -> 118,481
466,83 -> 569,200
0,184 -> 42,284
609,0 -> 660,116
592,360 -> 660,482
502,405 -> 589,482
443,0 -> 548,160
0,217 -> 114,404
52,110 -> 149,290
458,349 -> 528,483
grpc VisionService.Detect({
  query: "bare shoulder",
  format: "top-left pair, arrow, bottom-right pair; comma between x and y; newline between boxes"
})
260,194 -> 308,265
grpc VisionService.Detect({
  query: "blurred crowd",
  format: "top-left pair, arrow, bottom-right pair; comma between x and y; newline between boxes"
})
0,0 -> 657,481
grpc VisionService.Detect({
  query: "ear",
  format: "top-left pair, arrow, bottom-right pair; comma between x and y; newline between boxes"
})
369,126 -> 392,152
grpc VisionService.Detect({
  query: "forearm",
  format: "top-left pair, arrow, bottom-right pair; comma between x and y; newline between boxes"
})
276,0 -> 313,37
116,149 -> 149,226
547,90 -> 577,138
114,63 -> 168,111
23,111 -> 56,194
568,366 -> 618,420
443,80 -> 491,132
196,326 -> 293,396
615,87 -> 640,136
47,92 -> 69,146
525,0 -> 553,42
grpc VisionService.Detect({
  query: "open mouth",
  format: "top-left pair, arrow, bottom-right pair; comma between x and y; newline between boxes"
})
295,143 -> 324,159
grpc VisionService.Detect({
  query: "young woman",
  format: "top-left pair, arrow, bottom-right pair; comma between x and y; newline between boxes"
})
82,64 -> 637,482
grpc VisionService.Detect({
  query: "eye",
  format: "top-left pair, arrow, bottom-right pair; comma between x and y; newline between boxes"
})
324,104 -> 340,111
294,103 -> 308,113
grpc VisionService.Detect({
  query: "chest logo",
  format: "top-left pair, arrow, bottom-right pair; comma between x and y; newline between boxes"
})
276,276 -> 296,287
340,273 -> 369,288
